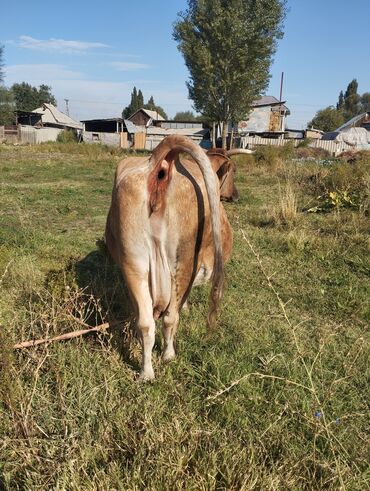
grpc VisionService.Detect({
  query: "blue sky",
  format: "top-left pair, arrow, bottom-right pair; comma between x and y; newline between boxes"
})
1,0 -> 369,128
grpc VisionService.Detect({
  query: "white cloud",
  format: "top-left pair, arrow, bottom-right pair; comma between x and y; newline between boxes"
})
110,61 -> 151,71
17,35 -> 109,54
4,63 -> 192,120
5,64 -> 85,81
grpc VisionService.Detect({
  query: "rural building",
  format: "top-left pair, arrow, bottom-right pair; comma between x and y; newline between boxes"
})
81,118 -> 138,148
81,112 -> 210,150
322,112 -> 370,150
237,96 -> 290,137
1,103 -> 82,144
145,120 -> 210,150
305,128 -> 324,139
128,108 -> 165,127
17,103 -> 82,130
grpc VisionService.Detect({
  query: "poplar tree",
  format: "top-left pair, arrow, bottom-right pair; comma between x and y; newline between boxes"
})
0,45 -> 4,84
173,0 -> 286,148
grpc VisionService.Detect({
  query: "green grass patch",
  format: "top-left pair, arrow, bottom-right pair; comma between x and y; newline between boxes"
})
0,143 -> 369,489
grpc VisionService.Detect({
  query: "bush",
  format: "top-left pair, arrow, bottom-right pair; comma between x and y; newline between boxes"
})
56,129 -> 78,143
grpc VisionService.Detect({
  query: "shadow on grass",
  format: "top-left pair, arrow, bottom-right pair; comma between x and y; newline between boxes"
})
72,241 -> 141,373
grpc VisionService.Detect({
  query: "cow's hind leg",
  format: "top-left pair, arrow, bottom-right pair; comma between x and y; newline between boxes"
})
124,268 -> 156,380
162,307 -> 179,362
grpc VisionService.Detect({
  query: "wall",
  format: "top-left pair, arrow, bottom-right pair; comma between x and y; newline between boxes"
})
20,126 -> 62,144
82,131 -> 120,146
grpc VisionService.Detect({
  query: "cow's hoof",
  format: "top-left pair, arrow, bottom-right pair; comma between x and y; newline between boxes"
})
162,349 -> 176,363
138,369 -> 155,382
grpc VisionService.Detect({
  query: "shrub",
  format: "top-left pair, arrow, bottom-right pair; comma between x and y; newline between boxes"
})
56,129 -> 78,144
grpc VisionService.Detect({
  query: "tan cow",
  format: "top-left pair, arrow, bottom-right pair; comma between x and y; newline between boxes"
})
207,148 -> 254,202
105,135 -> 233,380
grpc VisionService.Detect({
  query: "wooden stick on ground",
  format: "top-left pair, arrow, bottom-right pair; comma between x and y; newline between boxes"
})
13,320 -> 121,349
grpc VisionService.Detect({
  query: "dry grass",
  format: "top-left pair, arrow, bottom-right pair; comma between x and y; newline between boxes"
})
0,142 -> 369,490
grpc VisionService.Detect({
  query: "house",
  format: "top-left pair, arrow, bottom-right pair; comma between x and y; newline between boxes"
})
237,96 -> 290,137
17,103 -> 82,130
145,120 -> 210,150
322,112 -> 370,150
305,128 -> 324,140
81,112 -> 211,150
9,103 -> 82,144
81,117 -> 138,148
128,108 -> 165,127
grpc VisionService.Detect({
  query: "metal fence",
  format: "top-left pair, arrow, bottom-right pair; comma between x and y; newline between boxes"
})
240,135 -> 353,156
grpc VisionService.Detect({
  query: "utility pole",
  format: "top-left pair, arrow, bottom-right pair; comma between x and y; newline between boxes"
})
64,99 -> 70,116
279,72 -> 285,134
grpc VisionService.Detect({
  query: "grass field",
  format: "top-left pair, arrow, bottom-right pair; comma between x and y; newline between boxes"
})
0,142 -> 369,490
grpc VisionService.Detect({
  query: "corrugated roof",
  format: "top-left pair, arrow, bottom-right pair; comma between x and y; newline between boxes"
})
253,96 -> 281,106
141,108 -> 165,121
123,119 -> 139,133
335,112 -> 370,132
251,96 -> 289,114
32,103 -> 83,129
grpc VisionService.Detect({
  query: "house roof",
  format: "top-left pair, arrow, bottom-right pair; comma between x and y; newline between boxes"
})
129,108 -> 165,121
32,103 -> 83,129
252,96 -> 290,114
335,112 -> 370,132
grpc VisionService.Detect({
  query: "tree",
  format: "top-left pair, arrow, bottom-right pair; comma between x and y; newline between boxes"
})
122,87 -> 144,118
360,92 -> 370,113
11,82 -> 56,111
0,45 -> 5,84
343,79 -> 360,120
0,86 -> 15,125
38,84 -> 57,106
336,90 -> 344,110
143,95 -> 168,119
174,110 -> 198,121
308,106 -> 345,133
173,0 -> 286,148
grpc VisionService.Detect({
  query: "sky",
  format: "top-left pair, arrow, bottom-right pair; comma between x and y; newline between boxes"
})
1,0 -> 369,129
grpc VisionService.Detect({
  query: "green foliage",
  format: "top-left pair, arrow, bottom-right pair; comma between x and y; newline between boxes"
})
253,141 -> 295,169
122,86 -> 143,118
360,92 -> 370,112
173,0 -> 286,146
173,110 -> 199,121
312,79 -> 369,132
343,79 -> 360,119
11,82 -> 56,111
308,106 -> 345,132
0,45 -> 4,84
0,86 -> 15,125
0,144 -> 369,489
122,88 -> 167,119
143,95 -> 168,119
56,129 -> 78,143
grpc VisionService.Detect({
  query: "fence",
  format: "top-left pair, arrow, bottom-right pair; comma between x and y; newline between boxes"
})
20,126 -> 62,144
240,135 -> 353,156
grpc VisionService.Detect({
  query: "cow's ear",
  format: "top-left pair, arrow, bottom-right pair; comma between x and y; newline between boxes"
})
208,154 -> 230,179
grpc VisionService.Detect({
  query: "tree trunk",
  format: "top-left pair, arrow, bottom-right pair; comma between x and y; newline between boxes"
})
230,126 -> 234,150
212,122 -> 216,147
221,120 -> 228,149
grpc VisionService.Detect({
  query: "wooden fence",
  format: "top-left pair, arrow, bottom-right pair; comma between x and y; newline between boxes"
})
240,135 -> 353,156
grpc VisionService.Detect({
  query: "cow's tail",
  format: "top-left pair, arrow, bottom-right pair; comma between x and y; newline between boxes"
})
149,135 -> 224,328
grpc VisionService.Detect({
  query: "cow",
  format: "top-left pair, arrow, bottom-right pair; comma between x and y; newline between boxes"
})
207,148 -> 254,202
105,135 -> 233,380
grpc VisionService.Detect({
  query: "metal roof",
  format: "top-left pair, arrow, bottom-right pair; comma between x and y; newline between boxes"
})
32,103 -> 83,129
252,96 -> 290,114
335,112 -> 370,132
